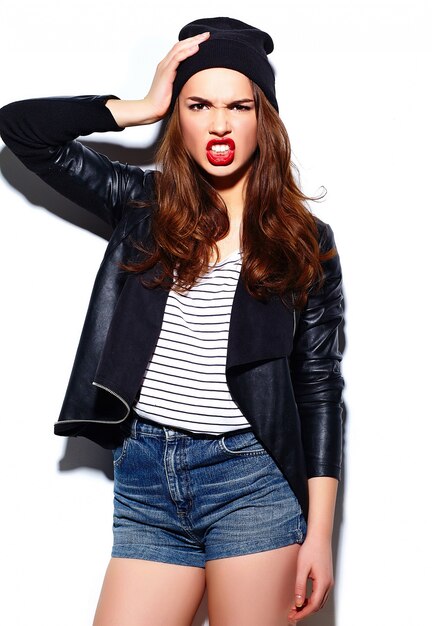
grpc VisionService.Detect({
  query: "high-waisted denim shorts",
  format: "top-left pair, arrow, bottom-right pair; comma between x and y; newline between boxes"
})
111,416 -> 307,568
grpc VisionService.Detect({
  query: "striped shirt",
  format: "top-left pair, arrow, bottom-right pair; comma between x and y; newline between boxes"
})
133,249 -> 251,434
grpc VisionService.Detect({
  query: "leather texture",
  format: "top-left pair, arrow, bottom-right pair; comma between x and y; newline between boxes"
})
0,96 -> 345,517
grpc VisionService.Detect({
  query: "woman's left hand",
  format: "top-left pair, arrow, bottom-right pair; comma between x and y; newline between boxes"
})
287,535 -> 334,622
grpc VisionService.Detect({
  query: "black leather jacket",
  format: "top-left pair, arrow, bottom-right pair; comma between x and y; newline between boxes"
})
0,95 -> 344,518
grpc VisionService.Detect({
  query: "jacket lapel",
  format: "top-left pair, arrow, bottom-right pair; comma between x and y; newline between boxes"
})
93,263 -> 169,406
227,275 -> 295,369
94,218 -> 296,406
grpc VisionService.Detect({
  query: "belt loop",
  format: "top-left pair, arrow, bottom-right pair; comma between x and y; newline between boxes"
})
164,426 -> 177,439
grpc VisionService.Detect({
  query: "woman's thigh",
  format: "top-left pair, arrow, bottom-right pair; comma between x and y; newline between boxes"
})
93,557 -> 206,626
205,544 -> 300,626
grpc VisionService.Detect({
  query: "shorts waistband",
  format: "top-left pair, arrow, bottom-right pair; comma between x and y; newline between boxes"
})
131,412 -> 253,440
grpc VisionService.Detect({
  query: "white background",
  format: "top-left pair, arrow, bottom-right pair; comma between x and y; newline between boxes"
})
1,1 -> 430,625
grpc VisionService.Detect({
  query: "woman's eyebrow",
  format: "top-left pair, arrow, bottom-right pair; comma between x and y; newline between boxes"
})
186,96 -> 255,105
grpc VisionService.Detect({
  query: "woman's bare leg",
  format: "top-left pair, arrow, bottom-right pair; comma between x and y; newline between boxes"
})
206,544 -> 300,626
93,557 -> 206,626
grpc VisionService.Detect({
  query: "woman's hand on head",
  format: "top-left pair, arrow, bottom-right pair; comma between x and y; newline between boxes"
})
144,32 -> 210,121
105,32 -> 210,128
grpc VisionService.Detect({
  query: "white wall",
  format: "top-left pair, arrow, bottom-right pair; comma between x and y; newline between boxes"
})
1,1 -> 430,624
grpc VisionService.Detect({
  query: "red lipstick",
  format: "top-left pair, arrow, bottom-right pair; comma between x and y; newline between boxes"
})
206,138 -> 235,166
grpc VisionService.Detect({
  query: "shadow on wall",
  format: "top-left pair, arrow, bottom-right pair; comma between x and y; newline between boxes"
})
0,137 -> 347,626
0,137 -> 159,476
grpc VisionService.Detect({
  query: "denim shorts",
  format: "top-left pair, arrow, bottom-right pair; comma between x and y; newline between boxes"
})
111,417 -> 307,568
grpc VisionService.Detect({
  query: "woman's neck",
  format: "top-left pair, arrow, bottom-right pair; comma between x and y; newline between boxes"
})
211,194 -> 243,264
208,168 -> 248,220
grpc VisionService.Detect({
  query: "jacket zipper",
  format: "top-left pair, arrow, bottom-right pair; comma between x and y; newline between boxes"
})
91,381 -> 130,422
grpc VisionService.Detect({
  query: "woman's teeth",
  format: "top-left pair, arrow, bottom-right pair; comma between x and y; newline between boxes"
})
206,140 -> 235,165
211,144 -> 230,153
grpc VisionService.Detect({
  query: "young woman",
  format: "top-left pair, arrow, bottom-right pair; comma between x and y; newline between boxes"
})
0,17 -> 344,626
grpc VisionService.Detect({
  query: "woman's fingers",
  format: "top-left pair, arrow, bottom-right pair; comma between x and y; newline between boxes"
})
287,561 -> 308,620
159,32 -> 210,69
287,577 -> 333,621
293,558 -> 309,610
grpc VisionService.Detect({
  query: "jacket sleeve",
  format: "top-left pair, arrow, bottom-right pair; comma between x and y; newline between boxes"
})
0,95 -> 150,228
290,222 -> 344,479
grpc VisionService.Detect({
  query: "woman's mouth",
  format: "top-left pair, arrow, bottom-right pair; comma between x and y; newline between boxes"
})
206,138 -> 235,166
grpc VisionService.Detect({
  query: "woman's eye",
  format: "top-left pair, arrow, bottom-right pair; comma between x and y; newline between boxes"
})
189,103 -> 208,111
231,104 -> 252,111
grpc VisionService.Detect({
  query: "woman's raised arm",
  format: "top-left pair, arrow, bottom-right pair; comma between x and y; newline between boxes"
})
0,95 -> 145,228
0,32 -> 210,227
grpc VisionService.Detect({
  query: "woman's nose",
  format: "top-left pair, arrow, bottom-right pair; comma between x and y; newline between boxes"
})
209,108 -> 231,136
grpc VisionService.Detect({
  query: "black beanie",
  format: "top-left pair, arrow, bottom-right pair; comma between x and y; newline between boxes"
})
170,17 -> 278,113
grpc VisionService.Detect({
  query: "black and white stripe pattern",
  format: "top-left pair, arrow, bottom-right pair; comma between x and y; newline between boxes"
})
134,249 -> 251,434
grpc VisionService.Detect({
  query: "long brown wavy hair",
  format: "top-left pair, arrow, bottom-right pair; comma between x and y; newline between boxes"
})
123,83 -> 334,309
